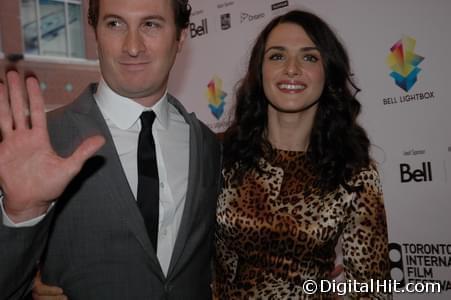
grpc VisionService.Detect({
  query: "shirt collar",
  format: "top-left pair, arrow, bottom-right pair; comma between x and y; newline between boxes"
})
94,78 -> 169,130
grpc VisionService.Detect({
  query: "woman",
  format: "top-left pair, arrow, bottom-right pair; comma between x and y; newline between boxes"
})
213,10 -> 391,299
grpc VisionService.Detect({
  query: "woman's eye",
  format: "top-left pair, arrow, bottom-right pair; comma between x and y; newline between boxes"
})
269,53 -> 284,61
304,54 -> 319,62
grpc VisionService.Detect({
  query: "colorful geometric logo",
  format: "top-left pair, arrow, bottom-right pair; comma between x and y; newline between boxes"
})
386,35 -> 424,92
205,75 -> 227,119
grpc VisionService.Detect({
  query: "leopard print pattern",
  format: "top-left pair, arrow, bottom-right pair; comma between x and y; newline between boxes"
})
213,149 -> 391,299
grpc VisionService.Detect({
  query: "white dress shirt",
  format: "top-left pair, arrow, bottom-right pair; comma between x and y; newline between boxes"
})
1,79 -> 190,276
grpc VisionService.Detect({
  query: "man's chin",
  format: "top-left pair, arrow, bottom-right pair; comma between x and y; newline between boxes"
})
120,86 -> 165,104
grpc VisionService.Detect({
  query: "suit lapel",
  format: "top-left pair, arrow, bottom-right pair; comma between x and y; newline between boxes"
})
67,85 -> 164,279
166,96 -> 203,278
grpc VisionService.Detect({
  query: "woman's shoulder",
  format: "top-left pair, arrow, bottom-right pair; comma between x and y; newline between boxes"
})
347,162 -> 382,193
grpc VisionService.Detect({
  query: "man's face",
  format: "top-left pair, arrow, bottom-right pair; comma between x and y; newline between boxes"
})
96,0 -> 186,105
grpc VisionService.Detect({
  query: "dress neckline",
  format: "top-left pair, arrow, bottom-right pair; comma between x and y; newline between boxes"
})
264,147 -> 306,167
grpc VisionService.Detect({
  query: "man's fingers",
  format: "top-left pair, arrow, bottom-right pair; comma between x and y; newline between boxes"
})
329,264 -> 344,279
0,72 -> 46,139
65,135 -> 105,176
6,71 -> 28,130
32,292 -> 68,300
33,270 -> 64,296
0,79 -> 13,138
26,76 -> 47,130
32,285 -> 64,296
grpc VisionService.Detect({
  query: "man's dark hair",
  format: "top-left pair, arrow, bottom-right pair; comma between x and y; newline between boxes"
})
88,0 -> 191,38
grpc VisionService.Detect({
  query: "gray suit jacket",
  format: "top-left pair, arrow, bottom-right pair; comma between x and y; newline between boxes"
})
0,84 -> 222,300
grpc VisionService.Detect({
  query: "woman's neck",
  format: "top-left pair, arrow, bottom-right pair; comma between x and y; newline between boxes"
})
266,106 -> 316,152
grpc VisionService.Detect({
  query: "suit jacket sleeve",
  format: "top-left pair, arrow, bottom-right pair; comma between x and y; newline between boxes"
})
0,208 -> 54,299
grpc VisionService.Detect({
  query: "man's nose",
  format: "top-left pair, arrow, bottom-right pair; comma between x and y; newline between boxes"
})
123,29 -> 145,57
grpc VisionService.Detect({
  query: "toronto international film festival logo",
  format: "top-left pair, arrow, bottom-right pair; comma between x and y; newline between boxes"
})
205,76 -> 227,120
389,242 -> 451,291
385,35 -> 424,92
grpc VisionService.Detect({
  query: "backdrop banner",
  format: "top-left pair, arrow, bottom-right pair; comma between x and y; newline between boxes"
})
168,1 -> 451,298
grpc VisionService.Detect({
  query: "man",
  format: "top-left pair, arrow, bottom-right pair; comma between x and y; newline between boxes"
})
0,0 -> 222,299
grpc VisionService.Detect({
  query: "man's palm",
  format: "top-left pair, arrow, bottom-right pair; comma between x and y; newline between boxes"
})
0,71 -> 104,222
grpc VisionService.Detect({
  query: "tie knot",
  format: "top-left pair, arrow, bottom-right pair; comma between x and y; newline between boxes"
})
140,111 -> 156,129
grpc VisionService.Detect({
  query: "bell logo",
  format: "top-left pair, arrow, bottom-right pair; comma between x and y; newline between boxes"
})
189,19 -> 208,38
400,162 -> 432,183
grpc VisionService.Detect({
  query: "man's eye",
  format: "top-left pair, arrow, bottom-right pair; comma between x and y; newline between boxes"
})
144,21 -> 161,29
107,20 -> 122,28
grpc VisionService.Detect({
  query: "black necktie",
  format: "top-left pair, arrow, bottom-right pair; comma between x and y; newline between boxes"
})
137,111 -> 159,251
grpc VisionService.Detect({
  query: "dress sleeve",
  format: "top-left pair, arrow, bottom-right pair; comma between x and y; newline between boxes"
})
341,165 -> 392,299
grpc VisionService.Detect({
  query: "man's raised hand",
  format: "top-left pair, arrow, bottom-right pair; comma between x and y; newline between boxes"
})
0,71 -> 105,223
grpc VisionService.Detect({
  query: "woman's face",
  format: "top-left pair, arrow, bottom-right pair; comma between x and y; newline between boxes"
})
262,22 -> 325,114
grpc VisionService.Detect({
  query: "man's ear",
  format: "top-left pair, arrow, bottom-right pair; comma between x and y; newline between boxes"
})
177,28 -> 188,53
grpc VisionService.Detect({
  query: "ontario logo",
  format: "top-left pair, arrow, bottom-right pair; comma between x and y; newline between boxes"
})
205,76 -> 227,119
386,35 -> 424,92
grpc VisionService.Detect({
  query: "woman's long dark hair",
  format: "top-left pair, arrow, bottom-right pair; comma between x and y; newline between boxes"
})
223,10 -> 371,192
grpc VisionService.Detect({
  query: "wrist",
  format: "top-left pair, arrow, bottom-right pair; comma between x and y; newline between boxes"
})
3,203 -> 50,223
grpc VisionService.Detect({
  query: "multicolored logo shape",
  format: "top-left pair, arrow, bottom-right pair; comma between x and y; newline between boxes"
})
386,35 -> 424,92
205,75 -> 227,119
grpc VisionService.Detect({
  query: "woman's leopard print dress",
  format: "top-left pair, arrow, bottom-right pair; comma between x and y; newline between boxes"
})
213,149 -> 391,299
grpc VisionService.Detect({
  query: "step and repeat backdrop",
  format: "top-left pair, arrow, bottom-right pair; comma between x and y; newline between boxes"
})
168,0 -> 451,298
